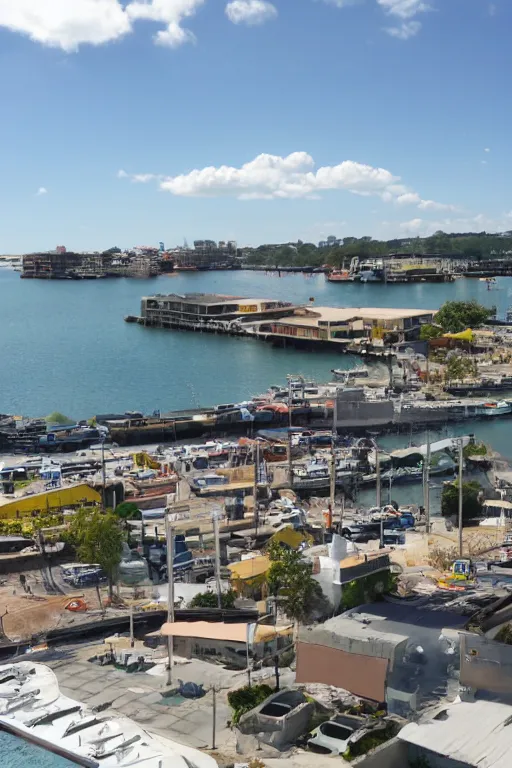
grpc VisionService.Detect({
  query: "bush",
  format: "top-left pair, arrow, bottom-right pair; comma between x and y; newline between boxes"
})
341,571 -> 397,611
464,442 -> 487,458
441,480 -> 483,526
190,590 -> 236,609
428,545 -> 458,572
114,502 -> 141,520
45,411 -> 75,425
228,684 -> 274,725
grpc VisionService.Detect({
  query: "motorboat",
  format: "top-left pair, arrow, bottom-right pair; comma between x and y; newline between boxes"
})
475,400 -> 512,417
327,269 -> 354,282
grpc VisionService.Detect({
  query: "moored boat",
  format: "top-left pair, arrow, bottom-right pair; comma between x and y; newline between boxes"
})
327,269 -> 354,282
475,400 -> 512,417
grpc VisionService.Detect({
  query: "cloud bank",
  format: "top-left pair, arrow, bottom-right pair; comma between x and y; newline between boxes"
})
119,150 -> 455,211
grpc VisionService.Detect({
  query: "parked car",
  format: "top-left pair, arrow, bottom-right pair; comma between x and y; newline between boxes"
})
308,715 -> 365,755
341,525 -> 379,543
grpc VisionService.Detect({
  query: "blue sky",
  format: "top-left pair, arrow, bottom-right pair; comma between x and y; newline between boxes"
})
0,0 -> 509,251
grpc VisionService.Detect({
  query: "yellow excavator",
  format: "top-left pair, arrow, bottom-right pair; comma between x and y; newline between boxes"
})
438,559 -> 475,590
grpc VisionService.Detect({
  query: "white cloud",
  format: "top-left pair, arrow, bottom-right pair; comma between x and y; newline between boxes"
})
385,20 -> 421,38
120,150 -> 454,211
225,0 -> 277,25
118,170 -> 159,183
396,192 -> 421,206
377,0 -> 428,39
484,147 -> 491,152
399,217 -> 424,233
0,0 -> 205,51
377,0 -> 429,18
489,3 -> 496,16
321,0 -> 360,6
399,212 -> 512,237
0,0 -> 132,52
481,160 -> 488,166
418,199 -> 457,212
132,173 -> 158,183
36,186 -> 48,196
126,0 -> 204,47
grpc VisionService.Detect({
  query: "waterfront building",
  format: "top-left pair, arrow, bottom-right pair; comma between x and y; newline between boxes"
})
137,293 -> 435,348
173,239 -> 238,269
140,292 -> 295,329
22,247 -> 160,279
257,305 -> 435,344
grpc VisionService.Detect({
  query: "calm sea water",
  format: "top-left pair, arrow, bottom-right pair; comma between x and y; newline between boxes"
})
1,730 -> 77,768
2,266 -> 512,459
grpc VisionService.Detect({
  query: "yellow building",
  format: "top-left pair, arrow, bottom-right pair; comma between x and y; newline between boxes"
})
0,483 -> 101,520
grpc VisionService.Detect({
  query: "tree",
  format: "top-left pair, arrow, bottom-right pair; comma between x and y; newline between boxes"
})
434,300 -> 493,334
114,502 -> 142,520
190,590 -> 236,609
67,509 -> 124,598
420,324 -> 443,341
445,355 -> 478,382
45,411 -> 75,425
441,480 -> 483,526
266,541 -> 319,628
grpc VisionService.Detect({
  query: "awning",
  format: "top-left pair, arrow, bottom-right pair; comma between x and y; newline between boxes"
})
227,555 -> 270,580
484,499 -> 512,509
158,620 -> 292,644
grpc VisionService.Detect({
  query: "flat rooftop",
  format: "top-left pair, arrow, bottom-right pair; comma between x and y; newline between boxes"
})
280,306 -> 436,326
143,293 -> 246,304
400,699 -> 512,768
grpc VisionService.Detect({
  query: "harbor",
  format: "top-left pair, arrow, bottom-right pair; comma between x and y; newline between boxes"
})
6,276 -> 512,767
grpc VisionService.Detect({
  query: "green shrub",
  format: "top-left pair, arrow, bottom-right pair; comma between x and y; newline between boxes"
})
227,684 -> 273,725
190,590 -> 236,609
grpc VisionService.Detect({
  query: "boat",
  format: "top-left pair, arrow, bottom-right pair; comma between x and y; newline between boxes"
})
357,260 -> 385,282
331,366 -> 370,380
0,661 -> 217,768
327,269 -> 354,282
475,400 -> 512,417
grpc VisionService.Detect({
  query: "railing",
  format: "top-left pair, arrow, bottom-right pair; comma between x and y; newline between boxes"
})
338,554 -> 390,585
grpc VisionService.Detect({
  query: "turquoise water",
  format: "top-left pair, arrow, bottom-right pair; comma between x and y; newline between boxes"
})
0,730 -> 78,768
2,267 -> 512,458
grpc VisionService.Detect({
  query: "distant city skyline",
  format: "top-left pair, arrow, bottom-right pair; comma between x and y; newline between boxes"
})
0,1 -> 510,252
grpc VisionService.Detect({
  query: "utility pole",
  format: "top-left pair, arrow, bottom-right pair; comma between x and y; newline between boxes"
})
165,513 -> 175,686
101,437 -> 107,510
423,431 -> 431,536
253,442 -> 260,535
375,441 -> 381,509
213,512 -> 222,609
211,686 -> 217,750
287,379 -> 293,484
329,394 -> 337,520
458,439 -> 464,557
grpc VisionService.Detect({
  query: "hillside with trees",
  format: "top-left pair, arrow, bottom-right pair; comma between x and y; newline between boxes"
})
243,231 -> 512,269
